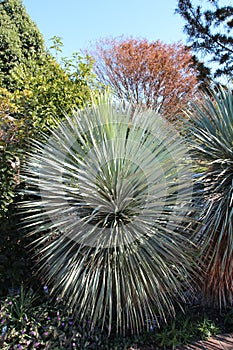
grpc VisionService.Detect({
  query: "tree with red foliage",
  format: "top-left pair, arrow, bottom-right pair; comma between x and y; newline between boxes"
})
91,37 -> 199,120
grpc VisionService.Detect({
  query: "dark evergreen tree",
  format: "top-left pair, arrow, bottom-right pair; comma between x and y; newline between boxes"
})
0,0 -> 45,88
176,0 -> 233,78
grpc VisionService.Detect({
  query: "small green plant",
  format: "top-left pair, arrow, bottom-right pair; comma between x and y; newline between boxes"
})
197,317 -> 219,339
148,311 -> 219,350
152,315 -> 193,349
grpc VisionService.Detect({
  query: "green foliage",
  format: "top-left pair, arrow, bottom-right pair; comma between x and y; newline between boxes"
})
0,0 -> 45,88
49,36 -> 64,59
0,88 -> 33,293
196,317 -> 219,339
0,148 -> 18,217
0,90 -> 23,218
0,31 -> 98,297
184,86 -> 233,308
9,51 -> 97,137
152,313 -> 219,349
0,43 -> 98,218
0,0 -> 98,227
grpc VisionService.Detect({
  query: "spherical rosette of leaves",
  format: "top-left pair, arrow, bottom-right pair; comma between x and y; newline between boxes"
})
21,96 -> 195,334
184,86 -> 233,308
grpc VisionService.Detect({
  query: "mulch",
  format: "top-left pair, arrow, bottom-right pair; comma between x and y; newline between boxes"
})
128,333 -> 233,350
176,333 -> 233,350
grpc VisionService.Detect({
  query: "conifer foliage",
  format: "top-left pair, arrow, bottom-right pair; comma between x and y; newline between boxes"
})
176,0 -> 233,78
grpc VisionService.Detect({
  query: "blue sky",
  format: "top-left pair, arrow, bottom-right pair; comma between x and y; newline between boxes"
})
22,0 -> 187,57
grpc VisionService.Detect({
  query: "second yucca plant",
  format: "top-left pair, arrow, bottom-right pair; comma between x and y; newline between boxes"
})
185,86 -> 233,308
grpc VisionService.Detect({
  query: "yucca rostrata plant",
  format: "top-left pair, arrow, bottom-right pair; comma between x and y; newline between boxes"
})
185,86 -> 233,308
21,96 -> 196,334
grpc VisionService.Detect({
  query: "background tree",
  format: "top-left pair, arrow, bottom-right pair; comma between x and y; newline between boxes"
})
176,0 -> 233,79
189,56 -> 212,91
90,37 -> 199,120
0,0 -> 46,88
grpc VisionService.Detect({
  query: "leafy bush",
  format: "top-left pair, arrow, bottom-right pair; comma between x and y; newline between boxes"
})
9,51 -> 98,138
0,88 -> 34,294
0,39 -> 98,212
0,47 -> 98,295
0,88 -> 22,218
